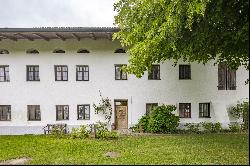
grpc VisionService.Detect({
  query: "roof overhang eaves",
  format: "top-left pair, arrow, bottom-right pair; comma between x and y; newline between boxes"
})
0,27 -> 120,33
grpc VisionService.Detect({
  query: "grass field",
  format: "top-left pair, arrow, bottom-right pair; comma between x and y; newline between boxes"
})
0,133 -> 248,165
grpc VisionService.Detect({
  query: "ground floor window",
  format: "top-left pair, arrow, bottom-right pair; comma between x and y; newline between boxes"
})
179,103 -> 191,118
199,103 -> 210,118
56,105 -> 69,120
146,103 -> 158,115
27,105 -> 41,121
77,105 -> 90,120
0,105 -> 11,121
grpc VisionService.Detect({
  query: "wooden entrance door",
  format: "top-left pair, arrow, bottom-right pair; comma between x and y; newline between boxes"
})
115,103 -> 128,130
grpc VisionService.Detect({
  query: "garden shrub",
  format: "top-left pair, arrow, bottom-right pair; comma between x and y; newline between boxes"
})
95,122 -> 119,139
108,131 -> 120,139
70,127 -> 79,139
201,122 -> 213,132
132,115 -> 150,133
132,105 -> 180,133
148,105 -> 180,133
70,125 -> 90,139
95,122 -> 109,139
184,123 -> 200,133
213,122 -> 222,133
228,122 -> 241,132
229,100 -> 249,131
50,125 -> 66,138
201,122 -> 222,133
78,125 -> 90,138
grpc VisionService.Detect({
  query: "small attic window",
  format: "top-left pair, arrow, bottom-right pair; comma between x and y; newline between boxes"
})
0,49 -> 9,54
114,48 -> 126,53
26,49 -> 39,54
53,49 -> 65,53
77,49 -> 90,53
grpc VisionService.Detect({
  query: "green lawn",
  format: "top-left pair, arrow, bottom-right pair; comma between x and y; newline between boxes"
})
0,133 -> 248,165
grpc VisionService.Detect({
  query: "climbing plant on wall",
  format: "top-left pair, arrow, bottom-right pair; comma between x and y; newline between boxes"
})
93,91 -> 113,123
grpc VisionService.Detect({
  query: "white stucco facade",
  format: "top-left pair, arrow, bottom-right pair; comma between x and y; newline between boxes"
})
0,38 -> 249,135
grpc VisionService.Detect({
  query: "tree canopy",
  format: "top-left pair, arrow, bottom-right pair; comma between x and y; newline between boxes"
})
113,0 -> 249,77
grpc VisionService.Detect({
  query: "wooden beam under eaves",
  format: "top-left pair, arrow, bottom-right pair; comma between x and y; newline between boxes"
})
72,33 -> 80,41
0,33 -> 17,41
89,32 -> 96,40
55,33 -> 66,41
32,33 -> 50,41
15,33 -> 34,41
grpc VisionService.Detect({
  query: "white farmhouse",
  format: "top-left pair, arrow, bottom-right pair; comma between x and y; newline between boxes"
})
0,27 -> 249,135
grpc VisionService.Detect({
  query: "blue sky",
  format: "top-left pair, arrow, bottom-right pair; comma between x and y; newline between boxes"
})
0,0 -> 117,28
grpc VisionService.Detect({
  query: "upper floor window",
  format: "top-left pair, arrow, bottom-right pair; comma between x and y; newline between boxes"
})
146,103 -> 158,115
199,103 -> 210,118
53,49 -> 65,53
0,49 -> 9,54
56,105 -> 69,120
76,65 -> 89,81
148,65 -> 160,80
55,65 -> 68,81
179,103 -> 191,118
77,105 -> 90,120
0,105 -> 11,121
77,49 -> 90,53
26,49 -> 39,54
27,105 -> 41,121
0,65 -> 10,82
114,48 -> 126,53
115,64 -> 127,80
218,63 -> 236,90
27,65 -> 40,81
179,65 -> 191,80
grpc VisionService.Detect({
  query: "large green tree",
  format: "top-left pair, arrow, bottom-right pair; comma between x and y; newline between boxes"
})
113,0 -> 249,77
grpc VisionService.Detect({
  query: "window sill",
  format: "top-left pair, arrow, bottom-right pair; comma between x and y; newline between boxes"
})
77,119 -> 90,120
28,120 -> 41,121
199,117 -> 211,118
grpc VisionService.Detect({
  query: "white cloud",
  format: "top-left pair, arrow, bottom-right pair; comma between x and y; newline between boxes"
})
0,0 -> 117,27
